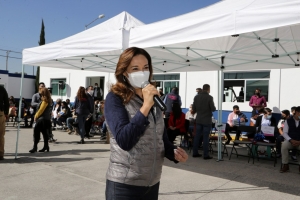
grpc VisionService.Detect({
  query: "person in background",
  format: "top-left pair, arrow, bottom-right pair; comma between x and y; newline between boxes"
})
74,86 -> 93,144
164,87 -> 182,118
280,106 -> 300,173
104,47 -> 187,199
9,96 -> 15,105
192,84 -> 216,159
85,86 -> 94,139
289,106 -> 298,161
57,101 -> 71,127
239,87 -> 244,97
167,103 -> 186,143
291,106 -> 296,117
249,88 -> 267,111
24,105 -> 35,128
159,88 -> 166,101
196,88 -> 202,95
93,83 -> 103,101
66,99 -> 71,108
29,88 -> 52,153
31,82 -> 45,112
186,104 -> 197,123
51,99 -> 62,128
0,86 -> 9,160
254,108 -> 276,141
224,105 -> 248,144
276,110 -> 290,158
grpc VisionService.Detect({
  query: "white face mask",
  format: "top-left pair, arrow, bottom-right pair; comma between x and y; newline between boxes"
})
88,90 -> 94,95
127,71 -> 150,88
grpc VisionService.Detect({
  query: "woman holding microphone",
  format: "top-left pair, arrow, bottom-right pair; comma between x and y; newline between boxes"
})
104,47 -> 188,200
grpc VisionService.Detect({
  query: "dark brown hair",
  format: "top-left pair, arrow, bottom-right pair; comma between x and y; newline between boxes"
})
111,47 -> 153,104
77,86 -> 87,101
40,88 -> 52,103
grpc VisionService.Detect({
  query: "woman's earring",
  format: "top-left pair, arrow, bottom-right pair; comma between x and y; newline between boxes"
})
123,76 -> 126,82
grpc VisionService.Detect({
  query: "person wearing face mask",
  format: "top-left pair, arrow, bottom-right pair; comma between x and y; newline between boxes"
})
280,106 -> 300,173
104,47 -> 188,200
255,108 -> 276,141
57,101 -> 71,127
249,88 -> 267,111
275,110 -> 290,158
224,105 -> 248,144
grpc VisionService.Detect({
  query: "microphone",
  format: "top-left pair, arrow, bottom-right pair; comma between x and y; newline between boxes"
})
141,81 -> 167,111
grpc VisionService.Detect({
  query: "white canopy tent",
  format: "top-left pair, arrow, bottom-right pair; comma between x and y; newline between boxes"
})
23,11 -> 144,72
19,0 -> 300,160
129,0 -> 300,160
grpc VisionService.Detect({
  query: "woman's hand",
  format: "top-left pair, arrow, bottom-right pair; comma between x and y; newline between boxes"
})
140,84 -> 159,117
174,147 -> 188,162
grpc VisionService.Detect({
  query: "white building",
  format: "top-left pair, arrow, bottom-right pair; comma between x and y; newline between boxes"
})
0,69 -> 35,101
40,67 -> 300,115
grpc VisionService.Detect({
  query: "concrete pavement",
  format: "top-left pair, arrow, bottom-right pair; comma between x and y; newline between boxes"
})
1,125 -> 300,200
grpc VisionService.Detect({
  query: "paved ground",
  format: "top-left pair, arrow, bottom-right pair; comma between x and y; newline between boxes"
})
1,125 -> 300,200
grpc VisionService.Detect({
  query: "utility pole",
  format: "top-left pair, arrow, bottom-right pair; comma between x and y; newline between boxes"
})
5,51 -> 10,71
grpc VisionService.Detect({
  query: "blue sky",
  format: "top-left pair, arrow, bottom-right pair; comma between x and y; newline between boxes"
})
0,0 -> 220,75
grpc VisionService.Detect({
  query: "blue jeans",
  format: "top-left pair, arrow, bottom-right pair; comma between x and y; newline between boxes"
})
77,114 -> 88,139
105,180 -> 159,200
66,117 -> 75,130
193,124 -> 211,157
102,121 -> 107,135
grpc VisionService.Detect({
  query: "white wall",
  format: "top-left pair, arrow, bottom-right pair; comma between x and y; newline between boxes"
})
40,67 -> 300,113
40,68 -> 111,102
0,72 -> 35,100
7,76 -> 36,100
280,68 -> 300,110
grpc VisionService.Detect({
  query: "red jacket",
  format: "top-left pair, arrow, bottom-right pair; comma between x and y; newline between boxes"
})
168,112 -> 186,133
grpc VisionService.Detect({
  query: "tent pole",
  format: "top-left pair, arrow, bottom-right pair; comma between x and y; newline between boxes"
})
217,68 -> 224,161
15,64 -> 25,159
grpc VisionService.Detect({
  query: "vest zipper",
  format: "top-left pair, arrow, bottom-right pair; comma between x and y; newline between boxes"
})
148,107 -> 157,186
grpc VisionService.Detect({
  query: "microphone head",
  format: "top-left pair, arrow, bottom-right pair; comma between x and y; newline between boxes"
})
141,81 -> 150,89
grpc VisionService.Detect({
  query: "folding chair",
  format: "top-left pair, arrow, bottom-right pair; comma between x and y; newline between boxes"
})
229,126 -> 256,164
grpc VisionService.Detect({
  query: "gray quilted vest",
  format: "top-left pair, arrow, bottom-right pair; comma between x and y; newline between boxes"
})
106,95 -> 165,186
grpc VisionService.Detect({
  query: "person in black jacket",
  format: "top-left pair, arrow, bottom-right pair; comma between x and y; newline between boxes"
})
0,86 -> 9,160
74,86 -> 93,144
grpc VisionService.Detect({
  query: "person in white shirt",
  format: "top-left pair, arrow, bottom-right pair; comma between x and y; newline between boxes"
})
280,106 -> 300,173
275,110 -> 290,158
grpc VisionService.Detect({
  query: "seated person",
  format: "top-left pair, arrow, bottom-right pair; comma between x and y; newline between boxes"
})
52,99 -> 62,127
250,106 -> 263,126
8,103 -> 17,122
224,105 -> 248,144
252,107 -> 277,141
57,101 -> 71,126
185,104 -> 197,133
275,110 -> 290,157
280,106 -> 300,173
167,103 -> 185,143
24,105 -> 35,127
66,109 -> 77,134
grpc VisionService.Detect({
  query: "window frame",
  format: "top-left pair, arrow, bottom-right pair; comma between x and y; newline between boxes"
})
50,78 -> 67,96
224,71 -> 270,102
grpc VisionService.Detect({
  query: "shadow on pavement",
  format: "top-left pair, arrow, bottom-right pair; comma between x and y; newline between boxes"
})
163,145 -> 300,197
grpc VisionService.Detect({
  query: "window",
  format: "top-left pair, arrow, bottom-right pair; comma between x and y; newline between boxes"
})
223,71 -> 269,102
51,78 -> 66,96
245,80 -> 269,101
152,74 -> 180,95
